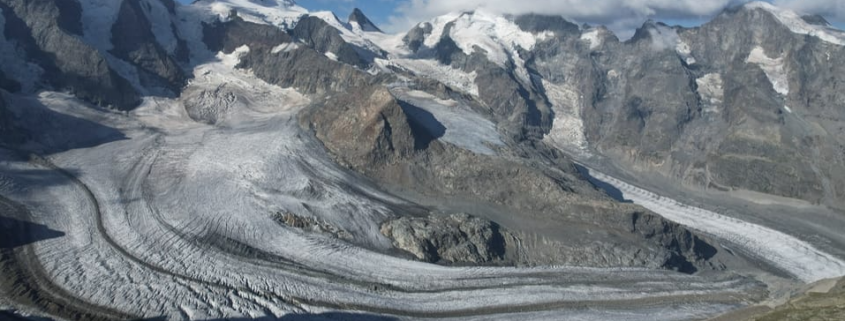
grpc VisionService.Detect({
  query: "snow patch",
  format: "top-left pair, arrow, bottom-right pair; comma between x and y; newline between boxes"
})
745,1 -> 845,46
324,52 -> 338,61
271,43 -> 300,54
382,58 -> 479,96
221,45 -> 251,68
747,46 -> 789,96
784,106 -> 793,113
696,73 -> 724,114
543,80 -> 589,155
192,0 -> 307,29
391,88 -> 504,155
580,29 -> 602,50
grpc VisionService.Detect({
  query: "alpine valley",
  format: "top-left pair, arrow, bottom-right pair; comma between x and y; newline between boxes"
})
1,0 -> 844,320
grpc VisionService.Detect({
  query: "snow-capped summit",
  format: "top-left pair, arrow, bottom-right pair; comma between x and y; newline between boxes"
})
419,10 -> 554,68
348,8 -> 382,33
193,0 -> 308,28
742,1 -> 845,46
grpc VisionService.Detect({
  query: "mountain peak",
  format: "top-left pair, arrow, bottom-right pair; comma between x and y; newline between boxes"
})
193,0 -> 307,28
739,1 -> 845,46
348,8 -> 382,33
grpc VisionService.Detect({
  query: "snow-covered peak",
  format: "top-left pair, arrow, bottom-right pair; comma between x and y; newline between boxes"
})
192,0 -> 308,28
743,1 -> 845,46
309,11 -> 387,55
420,9 -> 554,68
580,29 -> 603,50
348,8 -> 382,33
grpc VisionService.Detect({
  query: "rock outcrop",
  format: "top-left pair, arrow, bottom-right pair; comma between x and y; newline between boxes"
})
0,0 -> 139,109
380,213 -> 515,264
110,0 -> 185,95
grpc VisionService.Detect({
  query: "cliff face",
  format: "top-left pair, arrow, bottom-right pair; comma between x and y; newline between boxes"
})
0,0 -> 139,109
513,6 -> 845,209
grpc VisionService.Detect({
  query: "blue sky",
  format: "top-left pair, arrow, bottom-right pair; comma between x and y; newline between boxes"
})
177,0 -> 845,34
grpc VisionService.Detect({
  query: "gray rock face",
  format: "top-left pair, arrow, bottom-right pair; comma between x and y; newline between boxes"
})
0,90 -> 23,145
402,22 -> 431,52
521,4 -> 845,209
348,8 -> 381,33
0,0 -> 139,109
380,213 -> 515,264
203,16 -> 293,54
513,14 -> 579,35
110,0 -> 185,95
290,15 -> 373,68
274,212 -> 352,240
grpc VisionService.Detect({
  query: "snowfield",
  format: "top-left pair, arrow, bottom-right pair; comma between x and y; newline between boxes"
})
747,46 -> 790,96
391,88 -> 505,155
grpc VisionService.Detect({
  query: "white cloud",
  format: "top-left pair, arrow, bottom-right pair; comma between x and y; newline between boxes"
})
382,0 -> 757,36
774,0 -> 845,22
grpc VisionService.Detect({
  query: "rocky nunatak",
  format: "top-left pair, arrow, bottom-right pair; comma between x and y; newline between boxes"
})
380,213 -> 518,265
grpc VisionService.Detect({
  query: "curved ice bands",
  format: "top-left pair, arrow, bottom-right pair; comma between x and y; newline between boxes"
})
1,150 -> 761,320
585,167 -> 845,283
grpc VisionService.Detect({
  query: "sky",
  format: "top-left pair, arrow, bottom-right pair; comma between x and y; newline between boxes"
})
178,0 -> 845,36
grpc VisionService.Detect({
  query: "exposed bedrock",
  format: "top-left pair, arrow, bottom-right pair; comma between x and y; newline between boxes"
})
380,213 -> 516,265
110,0 -> 186,95
0,0 -> 139,109
0,89 -> 24,145
530,6 -> 845,208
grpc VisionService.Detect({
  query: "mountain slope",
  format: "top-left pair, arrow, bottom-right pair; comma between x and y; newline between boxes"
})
1,1 -> 845,320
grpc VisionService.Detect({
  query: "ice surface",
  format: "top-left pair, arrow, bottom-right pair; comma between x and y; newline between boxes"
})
192,0 -> 307,29
391,88 -> 505,155
542,80 -> 589,156
0,41 -> 763,319
581,29 -> 602,50
271,42 -> 300,54
418,10 -> 551,83
587,168 -> 845,283
696,73 -> 724,114
745,1 -> 845,46
747,46 -> 789,96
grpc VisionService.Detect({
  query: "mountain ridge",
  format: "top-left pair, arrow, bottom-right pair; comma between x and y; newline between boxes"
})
1,1 -> 845,320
